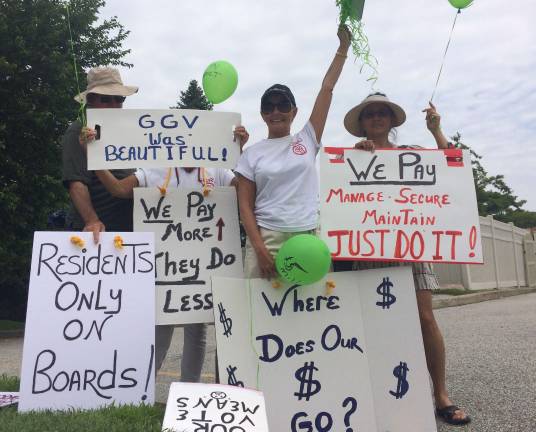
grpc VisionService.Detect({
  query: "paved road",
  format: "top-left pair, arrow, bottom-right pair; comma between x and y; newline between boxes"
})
434,293 -> 536,432
2,293 -> 535,431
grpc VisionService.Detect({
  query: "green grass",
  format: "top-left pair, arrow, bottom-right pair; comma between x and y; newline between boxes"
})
0,374 -> 166,432
0,320 -> 24,331
0,374 -> 19,391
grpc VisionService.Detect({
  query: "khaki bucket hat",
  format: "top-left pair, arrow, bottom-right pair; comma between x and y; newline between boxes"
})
344,92 -> 406,137
74,67 -> 138,103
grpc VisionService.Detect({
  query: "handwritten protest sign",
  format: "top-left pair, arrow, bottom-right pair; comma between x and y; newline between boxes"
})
0,393 -> 19,408
320,148 -> 483,263
19,232 -> 155,412
162,383 -> 269,432
212,268 -> 436,432
134,187 -> 243,324
87,109 -> 241,170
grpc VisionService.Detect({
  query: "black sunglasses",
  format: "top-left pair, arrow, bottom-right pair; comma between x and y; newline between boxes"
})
87,94 -> 126,104
261,100 -> 293,114
98,95 -> 126,103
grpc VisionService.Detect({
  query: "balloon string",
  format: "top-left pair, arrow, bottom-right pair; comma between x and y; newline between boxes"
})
65,4 -> 86,126
430,9 -> 461,102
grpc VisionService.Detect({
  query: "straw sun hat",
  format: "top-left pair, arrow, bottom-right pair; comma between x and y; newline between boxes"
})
74,67 -> 138,103
343,92 -> 406,137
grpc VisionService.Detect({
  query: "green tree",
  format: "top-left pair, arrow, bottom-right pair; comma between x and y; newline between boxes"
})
452,133 -> 535,227
0,0 -> 132,320
171,79 -> 213,110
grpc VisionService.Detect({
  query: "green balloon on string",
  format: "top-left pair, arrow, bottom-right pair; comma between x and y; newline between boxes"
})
448,0 -> 473,9
202,60 -> 238,104
275,234 -> 331,285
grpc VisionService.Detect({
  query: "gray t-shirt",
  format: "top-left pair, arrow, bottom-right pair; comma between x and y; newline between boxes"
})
61,121 -> 135,231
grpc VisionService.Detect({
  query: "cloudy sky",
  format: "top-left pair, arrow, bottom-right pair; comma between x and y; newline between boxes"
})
100,0 -> 536,210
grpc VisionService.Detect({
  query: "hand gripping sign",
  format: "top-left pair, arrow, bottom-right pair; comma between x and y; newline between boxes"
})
86,109 -> 241,170
320,148 -> 483,263
19,232 -> 155,412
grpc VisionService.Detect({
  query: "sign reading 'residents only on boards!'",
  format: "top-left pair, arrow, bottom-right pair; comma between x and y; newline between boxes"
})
19,232 -> 155,412
320,148 -> 483,264
86,109 -> 242,170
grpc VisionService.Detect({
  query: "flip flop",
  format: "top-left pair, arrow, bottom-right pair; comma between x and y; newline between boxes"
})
436,405 -> 471,426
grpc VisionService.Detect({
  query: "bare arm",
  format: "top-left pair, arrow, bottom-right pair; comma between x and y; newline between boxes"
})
237,175 -> 276,279
94,170 -> 139,198
68,181 -> 104,243
309,25 -> 351,143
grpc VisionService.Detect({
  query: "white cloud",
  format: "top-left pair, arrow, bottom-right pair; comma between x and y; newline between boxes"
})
99,0 -> 536,210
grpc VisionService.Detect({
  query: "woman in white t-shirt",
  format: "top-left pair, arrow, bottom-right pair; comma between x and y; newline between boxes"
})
235,25 -> 351,279
93,127 -> 248,383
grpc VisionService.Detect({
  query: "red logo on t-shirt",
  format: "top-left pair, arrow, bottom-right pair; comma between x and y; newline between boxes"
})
292,137 -> 307,155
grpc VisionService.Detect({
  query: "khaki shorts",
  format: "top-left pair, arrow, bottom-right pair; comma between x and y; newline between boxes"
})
244,227 -> 315,278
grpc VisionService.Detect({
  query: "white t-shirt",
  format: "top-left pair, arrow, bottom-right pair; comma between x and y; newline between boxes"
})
235,122 -> 320,232
135,167 -> 235,188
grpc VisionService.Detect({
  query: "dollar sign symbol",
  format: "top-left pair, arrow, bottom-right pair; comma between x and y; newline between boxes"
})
294,361 -> 321,401
389,361 -> 409,399
376,277 -> 396,309
218,302 -> 232,337
226,365 -> 244,387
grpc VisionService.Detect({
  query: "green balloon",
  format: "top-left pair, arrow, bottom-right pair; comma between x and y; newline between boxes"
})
448,0 -> 473,9
275,234 -> 331,285
202,60 -> 238,104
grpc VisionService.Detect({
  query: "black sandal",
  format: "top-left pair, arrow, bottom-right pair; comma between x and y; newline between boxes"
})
436,405 -> 471,426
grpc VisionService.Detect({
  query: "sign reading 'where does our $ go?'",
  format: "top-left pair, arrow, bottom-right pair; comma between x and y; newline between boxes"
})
19,232 -> 156,412
87,109 -> 242,170
320,148 -> 483,263
134,187 -> 243,325
212,268 -> 437,432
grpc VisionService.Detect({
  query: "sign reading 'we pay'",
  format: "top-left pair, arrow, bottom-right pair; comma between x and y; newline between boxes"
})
320,148 -> 483,263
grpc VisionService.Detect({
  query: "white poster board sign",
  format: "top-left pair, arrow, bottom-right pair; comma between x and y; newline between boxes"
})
162,383 -> 269,432
134,187 -> 243,324
212,268 -> 437,432
320,148 -> 483,263
19,232 -> 155,411
0,393 -> 19,408
87,109 -> 241,170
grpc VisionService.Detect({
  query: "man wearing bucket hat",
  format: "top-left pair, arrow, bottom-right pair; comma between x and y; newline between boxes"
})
337,92 -> 470,426
62,66 -> 138,243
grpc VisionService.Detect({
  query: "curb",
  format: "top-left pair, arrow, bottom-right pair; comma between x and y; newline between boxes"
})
1,289 -> 534,336
432,286 -> 536,309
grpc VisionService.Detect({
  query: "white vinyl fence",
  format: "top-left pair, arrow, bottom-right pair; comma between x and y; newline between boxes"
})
434,216 -> 535,290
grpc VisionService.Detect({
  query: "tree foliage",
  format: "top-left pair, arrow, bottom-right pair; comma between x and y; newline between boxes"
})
171,79 -> 213,111
452,133 -> 536,228
0,0 -> 132,320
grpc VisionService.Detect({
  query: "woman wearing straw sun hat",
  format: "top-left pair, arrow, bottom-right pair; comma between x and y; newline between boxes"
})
337,92 -> 470,426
